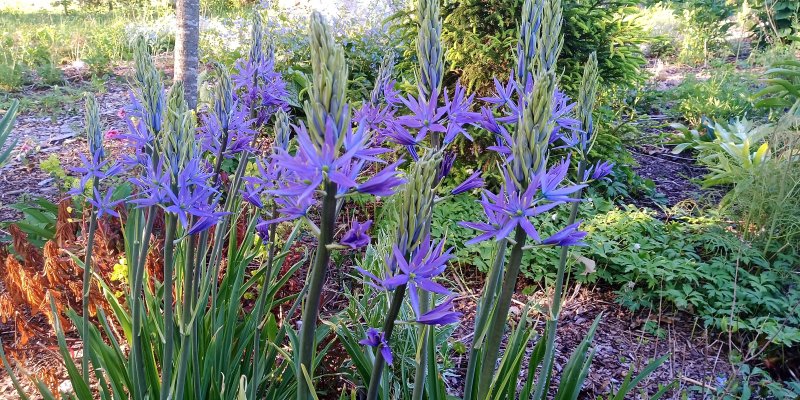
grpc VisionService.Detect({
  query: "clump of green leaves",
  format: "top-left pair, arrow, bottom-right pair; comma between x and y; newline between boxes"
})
41,153 -> 79,191
672,117 -> 771,187
722,107 -> 800,253
672,0 -> 736,64
580,206 -> 800,347
668,71 -> 761,128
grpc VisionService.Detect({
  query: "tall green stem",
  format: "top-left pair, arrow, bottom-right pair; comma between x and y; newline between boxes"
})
296,181 -> 338,400
366,284 -> 408,400
131,206 -> 156,399
412,291 -> 429,400
160,214 -> 177,400
477,227 -> 527,400
531,160 -> 586,399
463,239 -> 507,400
174,233 -> 196,400
81,195 -> 99,384
249,202 -> 279,400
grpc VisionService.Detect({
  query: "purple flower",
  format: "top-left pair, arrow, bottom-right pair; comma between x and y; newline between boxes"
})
480,76 -> 517,110
451,170 -> 484,195
199,110 -> 257,158
87,187 -> 123,218
187,212 -> 226,235
540,155 -> 586,203
70,152 -> 123,191
231,56 -> 288,127
542,221 -> 587,247
242,181 -> 265,208
356,159 -> 405,197
458,192 -> 511,245
383,79 -> 402,106
416,297 -> 462,326
129,158 -> 173,208
356,235 -> 454,320
583,160 -> 614,181
341,219 -> 372,249
271,119 -> 358,199
382,237 -> 453,317
255,219 -> 271,243
548,89 -> 581,144
164,185 -> 213,228
443,82 -> 481,143
461,167 -> 567,244
438,152 -> 456,182
359,328 -> 393,364
390,92 -> 446,145
262,194 -> 315,225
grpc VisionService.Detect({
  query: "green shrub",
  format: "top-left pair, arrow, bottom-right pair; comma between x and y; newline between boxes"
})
395,0 -> 646,94
723,108 -> 800,253
559,0 -> 647,94
672,117 -> 771,187
749,0 -> 800,42
669,70 -> 761,127
672,0 -> 736,64
37,63 -> 65,86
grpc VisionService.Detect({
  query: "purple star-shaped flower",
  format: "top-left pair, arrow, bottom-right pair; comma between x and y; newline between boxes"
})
540,155 -> 586,203
341,219 -> 372,249
542,221 -> 587,247
87,187 -> 123,218
359,328 -> 393,364
451,170 -> 485,195
416,296 -> 462,326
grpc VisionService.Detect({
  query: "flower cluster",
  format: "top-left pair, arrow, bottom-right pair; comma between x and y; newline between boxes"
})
69,94 -> 124,218
357,234 -> 461,325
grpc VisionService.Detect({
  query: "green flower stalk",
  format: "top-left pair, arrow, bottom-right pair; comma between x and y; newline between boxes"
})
296,12 -> 349,400
306,11 -> 349,147
515,0 -> 543,84
129,39 -> 165,398
475,72 -> 556,400
531,52 -> 598,400
471,1 -> 562,398
80,93 -> 102,385
416,0 -> 443,100
370,53 -> 395,106
413,0 -> 444,389
159,81 -> 195,400
366,150 -> 442,400
249,11 -> 264,65
511,71 -> 557,184
536,0 -> 563,74
575,52 -> 599,157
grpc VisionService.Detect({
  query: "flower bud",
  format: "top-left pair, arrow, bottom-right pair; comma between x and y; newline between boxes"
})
416,0 -> 443,99
306,11 -> 349,149
84,93 -> 104,161
577,52 -> 598,156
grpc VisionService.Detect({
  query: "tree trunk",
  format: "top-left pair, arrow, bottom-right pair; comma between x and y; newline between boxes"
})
174,0 -> 200,109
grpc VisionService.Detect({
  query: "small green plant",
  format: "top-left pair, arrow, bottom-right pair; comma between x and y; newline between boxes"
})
41,153 -> 79,191
0,99 -> 19,166
1,197 -> 59,248
669,71 -> 760,127
673,0 -> 736,64
673,117 -> 771,187
755,37 -> 800,111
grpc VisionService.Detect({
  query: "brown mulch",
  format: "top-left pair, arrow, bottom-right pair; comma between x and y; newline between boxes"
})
444,266 -> 731,399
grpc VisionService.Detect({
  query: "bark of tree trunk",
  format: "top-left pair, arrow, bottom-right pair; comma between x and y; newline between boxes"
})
174,0 -> 200,109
